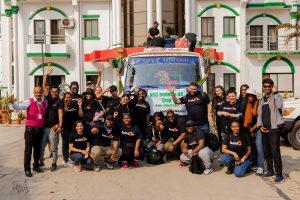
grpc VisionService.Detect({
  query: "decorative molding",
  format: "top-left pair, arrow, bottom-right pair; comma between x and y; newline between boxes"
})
5,9 -> 12,17
222,34 -> 238,38
29,6 -> 68,20
197,4 -> 239,17
27,53 -> 71,58
82,37 -> 101,40
247,2 -> 291,8
84,71 -> 98,75
202,42 -> 218,46
246,51 -> 300,56
262,56 -> 295,74
82,15 -> 100,19
211,61 -> 240,73
247,13 -> 282,25
29,62 -> 70,75
290,12 -> 299,20
11,6 -> 19,15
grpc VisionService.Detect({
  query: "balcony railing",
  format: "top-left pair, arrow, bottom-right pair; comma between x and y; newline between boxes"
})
246,35 -> 300,52
27,35 -> 71,45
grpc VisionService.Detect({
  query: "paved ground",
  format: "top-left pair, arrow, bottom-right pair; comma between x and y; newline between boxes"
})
0,125 -> 299,200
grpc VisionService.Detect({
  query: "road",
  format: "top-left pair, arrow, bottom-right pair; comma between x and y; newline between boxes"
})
0,125 -> 299,200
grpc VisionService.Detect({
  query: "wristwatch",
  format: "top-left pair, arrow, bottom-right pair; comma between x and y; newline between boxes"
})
241,159 -> 245,163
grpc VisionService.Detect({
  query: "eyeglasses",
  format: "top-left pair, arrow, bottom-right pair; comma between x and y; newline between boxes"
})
263,85 -> 272,89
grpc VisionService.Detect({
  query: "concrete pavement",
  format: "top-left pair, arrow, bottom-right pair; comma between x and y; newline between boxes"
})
0,125 -> 299,200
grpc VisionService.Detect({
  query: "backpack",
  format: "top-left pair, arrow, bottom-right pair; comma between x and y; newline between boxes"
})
146,149 -> 164,165
208,132 -> 220,152
189,155 -> 205,174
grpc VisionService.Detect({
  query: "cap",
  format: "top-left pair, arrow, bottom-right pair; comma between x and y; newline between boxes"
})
82,88 -> 94,96
247,89 -> 257,96
185,120 -> 194,127
105,115 -> 114,121
153,20 -> 159,25
70,81 -> 79,87
86,81 -> 93,85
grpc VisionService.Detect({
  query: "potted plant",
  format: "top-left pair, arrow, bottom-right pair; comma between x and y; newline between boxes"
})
16,111 -> 24,124
1,95 -> 15,124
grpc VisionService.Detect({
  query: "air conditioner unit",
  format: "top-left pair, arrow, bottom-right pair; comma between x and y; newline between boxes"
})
61,17 -> 75,29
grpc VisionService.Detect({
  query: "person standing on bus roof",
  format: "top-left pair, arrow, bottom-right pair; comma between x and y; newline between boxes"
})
147,21 -> 162,47
168,82 -> 214,133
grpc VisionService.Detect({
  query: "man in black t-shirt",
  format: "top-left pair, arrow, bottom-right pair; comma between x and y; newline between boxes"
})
70,81 -> 81,101
168,82 -> 213,133
164,110 -> 186,154
106,85 -> 121,115
90,116 -> 122,171
147,21 -> 161,47
40,69 -> 62,171
180,120 -> 213,174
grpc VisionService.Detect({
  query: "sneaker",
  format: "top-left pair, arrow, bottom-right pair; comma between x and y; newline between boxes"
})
51,163 -> 57,172
25,170 -> 32,177
93,165 -> 100,172
39,161 -> 45,168
225,166 -> 234,175
133,160 -> 139,168
73,165 -> 81,172
274,176 -> 285,184
251,166 -> 258,172
179,161 -> 186,167
204,168 -> 213,175
262,171 -> 275,178
105,162 -> 114,169
64,161 -> 74,168
256,167 -> 264,175
33,167 -> 43,173
122,161 -> 129,168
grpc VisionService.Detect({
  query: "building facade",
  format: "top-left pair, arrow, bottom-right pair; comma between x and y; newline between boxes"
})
0,0 -> 299,101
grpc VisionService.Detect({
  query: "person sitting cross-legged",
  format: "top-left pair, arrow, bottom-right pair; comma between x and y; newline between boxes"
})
221,121 -> 251,177
180,120 -> 213,175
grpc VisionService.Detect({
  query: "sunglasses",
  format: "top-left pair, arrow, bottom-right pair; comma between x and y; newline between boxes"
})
263,85 -> 272,88
167,115 -> 174,119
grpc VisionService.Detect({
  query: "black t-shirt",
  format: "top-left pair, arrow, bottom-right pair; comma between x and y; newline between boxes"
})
44,97 -> 60,128
212,97 -> 226,124
184,131 -> 208,150
149,125 -> 167,144
60,100 -> 79,130
219,101 -> 241,133
165,117 -> 186,141
130,99 -> 150,130
96,96 -> 110,111
107,97 -> 121,115
82,100 -> 103,123
148,27 -> 160,38
72,93 -> 81,101
222,133 -> 251,158
69,133 -> 88,154
120,125 -> 141,145
113,104 -> 130,127
262,97 -> 271,129
92,125 -> 120,147
179,92 -> 210,125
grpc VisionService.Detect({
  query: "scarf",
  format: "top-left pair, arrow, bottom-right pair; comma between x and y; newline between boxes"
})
243,98 -> 259,128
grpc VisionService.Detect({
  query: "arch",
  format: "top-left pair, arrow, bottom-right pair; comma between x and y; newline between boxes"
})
197,4 -> 239,17
29,6 -> 68,20
29,62 -> 70,76
262,56 -> 295,73
211,61 -> 240,73
247,13 -> 282,25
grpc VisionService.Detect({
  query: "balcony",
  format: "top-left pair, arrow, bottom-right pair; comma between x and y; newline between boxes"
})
26,35 -> 71,58
246,35 -> 300,56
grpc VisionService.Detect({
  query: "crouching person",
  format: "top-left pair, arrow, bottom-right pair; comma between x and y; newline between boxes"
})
69,120 -> 93,172
90,115 -> 122,171
147,119 -> 167,153
221,121 -> 251,177
180,120 -> 213,175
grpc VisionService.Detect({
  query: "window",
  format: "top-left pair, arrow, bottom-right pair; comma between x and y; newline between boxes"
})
34,20 -> 45,44
224,73 -> 236,91
263,73 -> 294,96
51,19 -> 65,44
84,19 -> 99,38
207,73 -> 215,100
268,25 -> 278,50
201,17 -> 214,43
223,17 -> 235,35
34,75 -> 65,87
250,25 -> 263,48
86,75 -> 98,87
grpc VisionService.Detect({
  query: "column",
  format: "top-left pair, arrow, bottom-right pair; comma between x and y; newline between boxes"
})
115,0 -> 122,45
4,9 -> 13,95
12,5 -> 19,98
191,0 -> 196,33
185,0 -> 191,33
112,0 -> 116,45
147,0 -> 153,30
156,0 -> 162,31
239,0 -> 248,85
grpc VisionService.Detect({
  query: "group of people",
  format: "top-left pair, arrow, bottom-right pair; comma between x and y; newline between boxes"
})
9,68 -> 285,184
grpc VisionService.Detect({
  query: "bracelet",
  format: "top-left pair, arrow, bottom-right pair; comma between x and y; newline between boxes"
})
241,159 -> 245,163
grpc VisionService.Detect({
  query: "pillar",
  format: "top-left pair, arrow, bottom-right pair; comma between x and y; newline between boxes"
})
115,0 -> 122,45
156,0 -> 162,31
12,4 -> 19,98
185,0 -> 191,33
147,0 -> 153,30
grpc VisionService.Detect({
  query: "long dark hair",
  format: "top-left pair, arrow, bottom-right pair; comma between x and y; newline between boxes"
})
153,111 -> 165,122
73,120 -> 84,134
212,86 -> 225,106
231,120 -> 246,150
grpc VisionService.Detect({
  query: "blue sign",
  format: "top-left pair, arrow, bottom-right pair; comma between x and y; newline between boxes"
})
128,56 -> 199,65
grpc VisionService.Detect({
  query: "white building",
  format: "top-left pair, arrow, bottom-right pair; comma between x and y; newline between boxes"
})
0,0 -> 299,101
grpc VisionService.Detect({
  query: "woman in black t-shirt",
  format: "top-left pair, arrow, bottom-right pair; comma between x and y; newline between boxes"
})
69,121 -> 92,172
147,119 -> 167,153
221,121 -> 251,177
113,94 -> 131,128
120,114 -> 142,168
217,88 -> 242,134
212,86 -> 226,151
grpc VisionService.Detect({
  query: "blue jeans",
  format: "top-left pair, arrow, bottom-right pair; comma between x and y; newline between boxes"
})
40,127 -> 59,164
221,154 -> 251,177
70,153 -> 92,166
255,130 -> 265,168
195,122 -> 210,133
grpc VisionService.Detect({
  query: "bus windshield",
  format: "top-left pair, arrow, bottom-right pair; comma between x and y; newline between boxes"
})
125,56 -> 201,91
